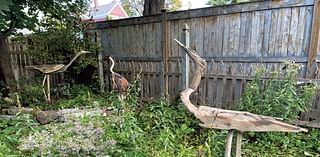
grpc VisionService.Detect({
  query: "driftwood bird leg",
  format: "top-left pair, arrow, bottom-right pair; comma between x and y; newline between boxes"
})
46,74 -> 51,103
236,131 -> 243,157
225,130 -> 234,157
42,75 -> 48,101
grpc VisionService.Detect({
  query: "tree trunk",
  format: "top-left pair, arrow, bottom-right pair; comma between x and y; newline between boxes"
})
0,37 -> 15,90
143,0 -> 165,16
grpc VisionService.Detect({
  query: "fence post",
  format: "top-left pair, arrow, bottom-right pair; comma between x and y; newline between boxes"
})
161,8 -> 169,98
96,31 -> 105,93
182,23 -> 190,89
306,0 -> 320,78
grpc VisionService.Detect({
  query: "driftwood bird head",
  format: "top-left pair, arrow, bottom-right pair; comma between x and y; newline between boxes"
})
63,50 -> 92,71
108,56 -> 129,99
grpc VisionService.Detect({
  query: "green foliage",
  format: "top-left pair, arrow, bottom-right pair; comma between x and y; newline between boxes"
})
238,61 -> 320,156
239,61 -> 318,120
0,0 -> 89,38
243,129 -> 320,156
0,114 -> 41,156
0,72 -> 319,156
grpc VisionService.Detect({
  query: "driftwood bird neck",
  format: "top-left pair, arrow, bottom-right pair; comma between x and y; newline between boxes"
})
109,57 -> 129,100
174,39 -> 307,157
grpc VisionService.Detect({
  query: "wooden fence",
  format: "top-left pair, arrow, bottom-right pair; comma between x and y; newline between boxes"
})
7,40 -> 33,89
93,0 -> 320,124
7,40 -> 63,90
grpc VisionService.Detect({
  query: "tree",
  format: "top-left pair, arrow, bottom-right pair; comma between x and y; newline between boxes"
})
206,0 -> 251,6
168,0 -> 182,12
143,0 -> 164,16
121,0 -> 182,17
0,0 -> 89,89
121,0 -> 144,16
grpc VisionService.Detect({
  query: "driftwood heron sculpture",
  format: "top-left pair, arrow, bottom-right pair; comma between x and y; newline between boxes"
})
109,56 -> 129,101
28,50 -> 92,102
174,39 -> 307,157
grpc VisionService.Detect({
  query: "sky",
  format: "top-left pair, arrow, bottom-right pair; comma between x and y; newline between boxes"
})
96,0 -> 209,9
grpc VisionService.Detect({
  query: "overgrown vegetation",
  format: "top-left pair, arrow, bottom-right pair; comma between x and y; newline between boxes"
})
0,62 -> 320,156
239,61 -> 320,156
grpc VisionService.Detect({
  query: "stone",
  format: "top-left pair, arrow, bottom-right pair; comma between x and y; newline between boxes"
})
35,110 -> 60,125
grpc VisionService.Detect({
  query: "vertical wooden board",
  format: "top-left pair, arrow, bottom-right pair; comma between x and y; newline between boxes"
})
243,12 -> 252,57
107,28 -> 113,55
230,13 -> 241,57
302,6 -> 313,56
234,79 -> 242,105
115,27 -> 121,56
147,24 -> 153,58
127,26 -> 133,56
152,23 -> 158,58
256,11 -> 265,57
238,13 -> 247,57
249,11 -> 258,57
100,30 -> 108,55
280,8 -> 292,57
169,21 -> 177,57
213,78 -> 221,107
215,15 -> 223,57
262,10 -> 272,57
119,27 -> 124,56
204,17 -> 214,58
194,18 -> 205,57
274,9 -> 285,57
211,16 -> 218,57
268,9 -> 279,56
222,15 -> 230,57
228,15 -> 235,57
177,19 -> 185,57
297,7 -> 307,57
288,8 -> 299,56
112,28 -> 118,56
155,23 -> 162,58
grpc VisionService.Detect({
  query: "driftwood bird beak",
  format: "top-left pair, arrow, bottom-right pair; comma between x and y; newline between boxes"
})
79,50 -> 92,54
174,39 -> 206,68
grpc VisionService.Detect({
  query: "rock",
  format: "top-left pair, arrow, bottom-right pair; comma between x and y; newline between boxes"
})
7,107 -> 33,115
36,111 -> 61,125
0,115 -> 16,120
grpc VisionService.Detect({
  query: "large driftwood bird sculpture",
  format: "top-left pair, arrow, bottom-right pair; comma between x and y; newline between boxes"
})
174,39 -> 307,157
28,50 -> 92,102
109,56 -> 129,101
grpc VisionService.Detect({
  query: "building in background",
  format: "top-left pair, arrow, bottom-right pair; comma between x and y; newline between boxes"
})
84,0 -> 128,22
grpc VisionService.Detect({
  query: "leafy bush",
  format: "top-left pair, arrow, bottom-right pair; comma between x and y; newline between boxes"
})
238,61 -> 320,156
239,61 -> 318,120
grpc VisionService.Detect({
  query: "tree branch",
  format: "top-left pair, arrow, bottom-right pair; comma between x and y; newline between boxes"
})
0,15 -> 17,39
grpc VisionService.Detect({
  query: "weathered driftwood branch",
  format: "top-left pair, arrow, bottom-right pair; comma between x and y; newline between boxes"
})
175,38 -> 307,157
174,39 -> 307,133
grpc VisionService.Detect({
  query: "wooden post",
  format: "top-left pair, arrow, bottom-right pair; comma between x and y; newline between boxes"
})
96,31 -> 105,92
225,130 -> 234,157
47,74 -> 51,103
182,23 -> 190,89
161,8 -> 169,98
306,0 -> 320,78
236,132 -> 243,157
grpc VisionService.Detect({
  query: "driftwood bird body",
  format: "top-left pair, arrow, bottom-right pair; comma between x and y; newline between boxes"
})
174,39 -> 307,156
28,50 -> 92,102
109,57 -> 129,100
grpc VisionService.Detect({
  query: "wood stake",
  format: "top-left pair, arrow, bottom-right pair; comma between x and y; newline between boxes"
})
236,131 -> 243,157
225,130 -> 234,157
